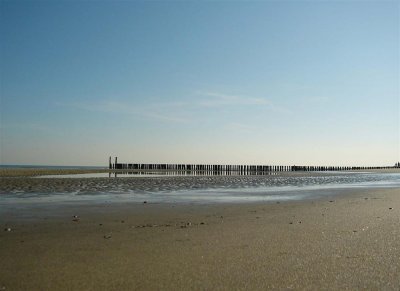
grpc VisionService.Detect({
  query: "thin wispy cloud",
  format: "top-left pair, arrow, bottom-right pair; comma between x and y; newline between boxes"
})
60,100 -> 188,123
197,91 -> 271,107
58,89 -> 291,125
195,91 -> 291,114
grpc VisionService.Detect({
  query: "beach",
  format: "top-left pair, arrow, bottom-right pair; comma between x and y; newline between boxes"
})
1,169 -> 400,290
3,0 -> 398,289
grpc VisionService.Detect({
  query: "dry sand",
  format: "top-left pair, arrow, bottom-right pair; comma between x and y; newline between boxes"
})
1,186 -> 399,290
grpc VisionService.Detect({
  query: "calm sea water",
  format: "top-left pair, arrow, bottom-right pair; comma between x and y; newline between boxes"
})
1,171 -> 399,205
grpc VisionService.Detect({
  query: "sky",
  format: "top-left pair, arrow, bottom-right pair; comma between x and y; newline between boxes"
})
0,0 -> 399,167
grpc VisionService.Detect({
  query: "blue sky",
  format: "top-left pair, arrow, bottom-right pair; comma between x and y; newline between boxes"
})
1,0 -> 399,166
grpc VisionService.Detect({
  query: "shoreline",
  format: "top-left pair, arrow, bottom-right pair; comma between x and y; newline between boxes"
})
1,171 -> 399,206
1,187 -> 399,289
1,169 -> 399,206
1,167 -> 399,177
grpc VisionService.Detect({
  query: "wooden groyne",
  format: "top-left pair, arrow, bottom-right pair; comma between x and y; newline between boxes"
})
108,157 -> 400,172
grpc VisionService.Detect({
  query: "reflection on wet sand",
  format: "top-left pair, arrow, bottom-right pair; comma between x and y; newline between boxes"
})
1,171 -> 399,204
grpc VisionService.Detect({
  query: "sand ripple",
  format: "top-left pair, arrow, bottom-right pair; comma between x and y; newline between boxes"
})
1,173 -> 400,198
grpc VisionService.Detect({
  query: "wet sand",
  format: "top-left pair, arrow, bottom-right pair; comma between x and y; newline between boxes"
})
1,169 -> 399,198
1,187 -> 399,290
0,168 -> 109,177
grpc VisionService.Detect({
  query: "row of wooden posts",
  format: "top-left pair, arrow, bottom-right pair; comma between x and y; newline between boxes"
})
109,157 -> 399,172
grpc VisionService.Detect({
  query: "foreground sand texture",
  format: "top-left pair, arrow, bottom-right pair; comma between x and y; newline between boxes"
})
1,186 -> 399,290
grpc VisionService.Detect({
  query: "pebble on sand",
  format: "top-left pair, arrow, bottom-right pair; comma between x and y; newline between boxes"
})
4,228 -> 11,232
